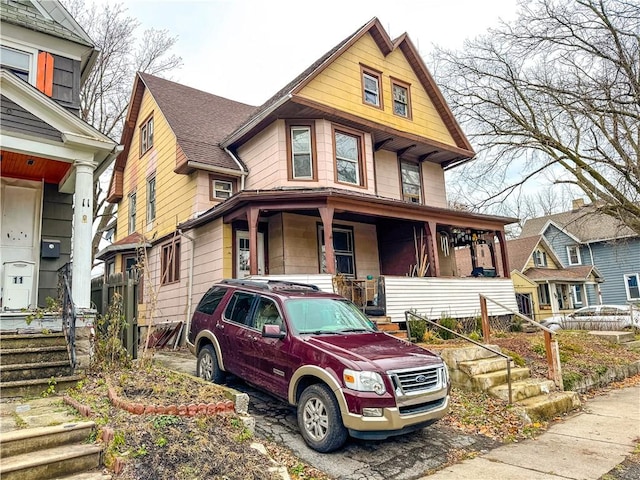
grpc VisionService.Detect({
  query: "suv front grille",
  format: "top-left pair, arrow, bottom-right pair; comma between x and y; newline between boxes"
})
389,366 -> 442,395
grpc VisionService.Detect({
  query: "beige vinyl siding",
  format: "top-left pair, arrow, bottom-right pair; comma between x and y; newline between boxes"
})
280,213 -> 380,277
240,121 -> 284,190
374,150 -> 400,200
422,162 -> 447,208
191,219 -> 226,301
268,214 -> 285,274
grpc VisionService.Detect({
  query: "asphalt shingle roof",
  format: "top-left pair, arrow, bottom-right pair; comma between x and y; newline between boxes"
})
523,266 -> 599,282
138,73 -> 257,172
506,236 -> 541,271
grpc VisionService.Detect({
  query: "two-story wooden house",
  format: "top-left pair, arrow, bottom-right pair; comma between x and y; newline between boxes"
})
1,0 -> 119,317
104,18 -> 519,330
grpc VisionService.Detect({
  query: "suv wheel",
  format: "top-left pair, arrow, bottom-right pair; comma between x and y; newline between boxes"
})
197,345 -> 225,384
297,384 -> 347,452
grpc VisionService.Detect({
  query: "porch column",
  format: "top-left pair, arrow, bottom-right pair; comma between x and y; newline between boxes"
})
488,235 -> 498,275
424,221 -> 440,277
319,206 -> 335,274
496,229 -> 511,279
72,161 -> 95,308
248,207 -> 260,276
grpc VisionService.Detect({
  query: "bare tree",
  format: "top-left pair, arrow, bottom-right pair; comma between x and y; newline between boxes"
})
435,0 -> 640,234
62,0 -> 182,264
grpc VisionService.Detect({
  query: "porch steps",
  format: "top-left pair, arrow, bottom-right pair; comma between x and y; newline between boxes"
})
441,345 -> 581,422
0,332 -> 83,398
372,317 -> 408,339
0,421 -> 106,480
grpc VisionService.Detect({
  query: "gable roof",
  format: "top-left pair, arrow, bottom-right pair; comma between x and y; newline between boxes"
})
221,17 -> 474,161
523,265 -> 602,282
506,236 -> 543,272
107,73 -> 256,202
520,202 -> 637,243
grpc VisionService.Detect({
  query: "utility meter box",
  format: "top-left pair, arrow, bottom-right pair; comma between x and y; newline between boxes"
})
41,239 -> 61,258
3,261 -> 35,310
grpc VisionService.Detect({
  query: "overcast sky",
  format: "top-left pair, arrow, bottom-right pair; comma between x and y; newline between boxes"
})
123,0 -> 519,106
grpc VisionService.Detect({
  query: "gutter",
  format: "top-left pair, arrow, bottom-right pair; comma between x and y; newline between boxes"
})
223,147 -> 248,190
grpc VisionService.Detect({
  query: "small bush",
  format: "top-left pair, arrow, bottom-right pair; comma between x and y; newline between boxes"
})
408,319 -> 427,343
562,371 -> 584,391
438,316 -> 462,340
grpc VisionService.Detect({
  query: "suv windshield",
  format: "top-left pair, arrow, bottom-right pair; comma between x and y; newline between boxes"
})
285,298 -> 375,334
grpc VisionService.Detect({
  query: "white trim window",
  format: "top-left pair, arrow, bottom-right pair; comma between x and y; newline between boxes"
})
538,283 -> 551,305
533,250 -> 547,267
362,72 -> 380,107
128,192 -> 136,234
146,177 -> 156,224
624,273 -> 640,300
291,126 -> 313,179
571,284 -> 583,306
567,245 -> 581,265
213,180 -> 232,200
1,43 -> 37,84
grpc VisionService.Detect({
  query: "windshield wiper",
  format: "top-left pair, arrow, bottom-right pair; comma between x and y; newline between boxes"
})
302,330 -> 341,335
336,328 -> 370,333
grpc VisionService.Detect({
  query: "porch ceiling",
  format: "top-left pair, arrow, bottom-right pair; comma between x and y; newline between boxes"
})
1,149 -> 71,184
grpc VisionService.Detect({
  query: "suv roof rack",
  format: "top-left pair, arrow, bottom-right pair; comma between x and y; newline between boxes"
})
220,279 -> 320,292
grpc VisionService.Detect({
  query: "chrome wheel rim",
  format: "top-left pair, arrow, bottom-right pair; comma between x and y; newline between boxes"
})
303,397 -> 328,441
199,352 -> 213,381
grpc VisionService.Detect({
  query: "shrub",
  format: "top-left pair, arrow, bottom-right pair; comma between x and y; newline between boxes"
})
407,319 -> 427,343
438,316 -> 462,340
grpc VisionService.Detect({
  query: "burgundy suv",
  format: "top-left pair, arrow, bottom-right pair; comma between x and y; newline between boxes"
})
187,279 -> 450,452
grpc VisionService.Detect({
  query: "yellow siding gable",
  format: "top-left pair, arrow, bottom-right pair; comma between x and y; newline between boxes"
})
116,88 -> 198,243
524,243 -> 561,270
296,32 -> 456,147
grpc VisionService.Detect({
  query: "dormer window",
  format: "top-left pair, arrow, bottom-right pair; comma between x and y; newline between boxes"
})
567,245 -> 581,265
361,65 -> 382,109
533,250 -> 547,267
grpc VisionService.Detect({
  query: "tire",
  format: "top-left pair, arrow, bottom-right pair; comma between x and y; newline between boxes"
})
197,344 -> 225,384
297,384 -> 347,453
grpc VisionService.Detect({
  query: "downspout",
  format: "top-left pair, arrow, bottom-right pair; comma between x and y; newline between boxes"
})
179,229 -> 196,340
586,242 -> 596,305
224,147 -> 247,191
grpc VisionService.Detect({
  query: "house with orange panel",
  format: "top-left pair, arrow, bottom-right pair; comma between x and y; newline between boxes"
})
102,18 -> 519,331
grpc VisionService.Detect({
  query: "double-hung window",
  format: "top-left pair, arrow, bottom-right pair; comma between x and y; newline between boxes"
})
624,273 -> 640,300
161,240 -> 180,285
1,45 -> 35,83
538,283 -> 551,305
533,250 -> 547,267
334,129 -> 363,186
140,116 -> 154,155
567,245 -> 581,265
392,80 -> 411,118
400,161 -> 421,203
318,226 -> 355,276
287,122 -> 315,180
146,177 -> 156,224
571,285 -> 583,305
128,192 -> 136,234
361,66 -> 382,108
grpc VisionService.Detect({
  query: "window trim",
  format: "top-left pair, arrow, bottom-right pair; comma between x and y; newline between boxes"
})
399,160 -> 422,204
566,245 -> 582,265
160,239 -> 180,286
128,191 -> 136,234
146,175 -> 156,224
533,250 -> 547,267
538,283 -> 551,305
360,64 -> 383,110
209,175 -> 234,201
624,273 -> 640,300
571,284 -> 583,305
140,114 -> 154,157
317,224 -> 356,277
390,77 -> 412,119
1,41 -> 38,84
332,125 -> 367,188
285,120 -> 317,181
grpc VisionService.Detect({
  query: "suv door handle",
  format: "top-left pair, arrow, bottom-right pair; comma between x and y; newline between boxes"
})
216,324 -> 224,330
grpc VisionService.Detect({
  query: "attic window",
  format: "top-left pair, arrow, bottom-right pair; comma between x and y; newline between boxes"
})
533,250 -> 547,267
361,66 -> 382,109
392,79 -> 411,118
1,45 -> 33,83
140,116 -> 154,156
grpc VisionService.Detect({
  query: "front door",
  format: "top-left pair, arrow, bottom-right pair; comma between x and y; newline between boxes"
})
236,231 -> 264,278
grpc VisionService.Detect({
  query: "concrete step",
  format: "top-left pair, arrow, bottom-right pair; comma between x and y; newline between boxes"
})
490,378 -> 556,402
0,360 -> 73,382
58,472 -> 112,480
0,421 -> 96,458
1,374 -> 84,398
0,443 -> 102,480
471,367 -> 530,391
458,356 -> 514,376
623,340 -> 640,350
440,344 -> 502,367
516,391 -> 581,422
588,331 -> 635,344
376,321 -> 400,332
0,346 -> 70,365
0,332 -> 67,349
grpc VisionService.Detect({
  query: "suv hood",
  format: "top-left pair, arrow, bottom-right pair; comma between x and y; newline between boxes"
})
305,332 -> 443,372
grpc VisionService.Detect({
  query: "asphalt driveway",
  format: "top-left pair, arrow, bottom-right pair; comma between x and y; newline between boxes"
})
154,350 -> 497,480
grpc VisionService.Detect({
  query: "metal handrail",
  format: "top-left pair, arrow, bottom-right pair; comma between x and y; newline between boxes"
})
58,264 -> 77,369
405,310 -> 513,404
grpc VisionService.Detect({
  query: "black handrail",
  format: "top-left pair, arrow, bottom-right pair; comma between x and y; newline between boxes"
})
58,263 -> 77,370
405,310 -> 513,404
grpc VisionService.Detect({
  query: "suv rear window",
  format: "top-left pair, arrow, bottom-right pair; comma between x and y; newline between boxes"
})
224,291 -> 255,325
196,287 -> 227,315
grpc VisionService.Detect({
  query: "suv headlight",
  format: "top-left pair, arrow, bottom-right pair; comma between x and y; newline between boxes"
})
343,369 -> 386,395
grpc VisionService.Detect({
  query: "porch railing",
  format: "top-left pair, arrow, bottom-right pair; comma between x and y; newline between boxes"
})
58,263 -> 77,369
479,294 -> 563,388
406,310 -> 513,404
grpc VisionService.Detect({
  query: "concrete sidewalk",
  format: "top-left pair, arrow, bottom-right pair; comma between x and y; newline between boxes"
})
424,385 -> 640,480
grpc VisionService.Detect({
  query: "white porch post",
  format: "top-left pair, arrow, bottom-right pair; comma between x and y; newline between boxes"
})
72,161 -> 95,308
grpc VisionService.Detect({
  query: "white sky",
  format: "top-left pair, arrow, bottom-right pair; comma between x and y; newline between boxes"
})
123,0 -> 519,106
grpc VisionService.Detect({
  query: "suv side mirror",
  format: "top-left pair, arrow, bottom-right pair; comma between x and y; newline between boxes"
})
262,324 -> 285,339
